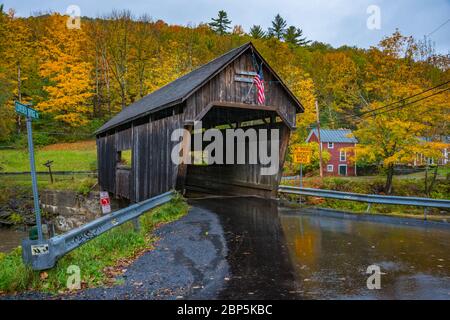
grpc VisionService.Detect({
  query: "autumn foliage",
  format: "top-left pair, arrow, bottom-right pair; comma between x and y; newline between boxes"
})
0,9 -> 448,192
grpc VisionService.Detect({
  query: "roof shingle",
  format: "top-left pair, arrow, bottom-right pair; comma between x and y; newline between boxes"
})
96,43 -> 250,134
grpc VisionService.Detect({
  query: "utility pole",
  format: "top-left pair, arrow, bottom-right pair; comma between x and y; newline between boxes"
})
315,101 -> 323,179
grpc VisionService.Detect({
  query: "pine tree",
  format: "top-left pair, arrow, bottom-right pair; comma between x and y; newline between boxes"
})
209,10 -> 231,35
249,25 -> 265,39
268,14 -> 287,40
284,26 -> 310,46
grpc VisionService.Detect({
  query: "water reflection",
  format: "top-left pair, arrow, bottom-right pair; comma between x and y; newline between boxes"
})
191,197 -> 450,299
190,197 -> 301,299
280,210 -> 450,299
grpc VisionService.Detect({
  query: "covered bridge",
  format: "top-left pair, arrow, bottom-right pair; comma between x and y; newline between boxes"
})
95,42 -> 303,201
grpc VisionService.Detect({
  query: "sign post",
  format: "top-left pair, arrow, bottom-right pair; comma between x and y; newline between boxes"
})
100,191 -> 111,214
15,101 -> 43,241
293,146 -> 312,189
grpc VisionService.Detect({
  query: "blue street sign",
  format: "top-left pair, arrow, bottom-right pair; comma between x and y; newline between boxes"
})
15,101 -> 39,119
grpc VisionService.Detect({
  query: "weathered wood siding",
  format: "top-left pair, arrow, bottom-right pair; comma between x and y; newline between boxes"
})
184,50 -> 298,127
132,114 -> 183,202
96,47 -> 299,201
115,167 -> 131,199
96,133 -> 118,194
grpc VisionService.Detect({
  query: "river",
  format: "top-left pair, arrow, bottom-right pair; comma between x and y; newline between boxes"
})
190,197 -> 450,300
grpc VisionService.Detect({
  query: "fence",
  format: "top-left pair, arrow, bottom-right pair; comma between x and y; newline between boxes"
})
22,191 -> 174,270
278,186 -> 450,214
0,170 -> 96,175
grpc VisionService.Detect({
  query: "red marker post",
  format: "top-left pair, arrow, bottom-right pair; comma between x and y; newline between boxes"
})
99,191 -> 111,214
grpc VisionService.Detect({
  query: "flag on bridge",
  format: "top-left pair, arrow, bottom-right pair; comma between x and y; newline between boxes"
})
253,67 -> 265,105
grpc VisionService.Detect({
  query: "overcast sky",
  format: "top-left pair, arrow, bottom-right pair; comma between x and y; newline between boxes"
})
4,0 -> 450,53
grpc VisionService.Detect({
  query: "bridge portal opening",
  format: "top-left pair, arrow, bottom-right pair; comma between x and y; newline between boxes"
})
182,104 -> 291,198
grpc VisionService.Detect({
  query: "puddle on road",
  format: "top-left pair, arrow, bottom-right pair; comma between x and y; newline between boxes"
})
190,197 -> 450,300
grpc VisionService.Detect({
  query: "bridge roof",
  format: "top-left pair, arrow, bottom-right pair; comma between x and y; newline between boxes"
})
96,42 -> 303,135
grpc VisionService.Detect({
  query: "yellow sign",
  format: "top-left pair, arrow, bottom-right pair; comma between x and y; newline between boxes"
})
293,146 -> 312,164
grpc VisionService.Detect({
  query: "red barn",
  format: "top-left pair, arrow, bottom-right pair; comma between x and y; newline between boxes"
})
306,129 -> 358,176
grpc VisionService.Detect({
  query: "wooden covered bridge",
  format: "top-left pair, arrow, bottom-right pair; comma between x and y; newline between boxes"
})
95,42 -> 303,202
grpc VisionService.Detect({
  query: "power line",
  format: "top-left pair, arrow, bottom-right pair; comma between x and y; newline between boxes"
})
354,80 -> 450,118
359,87 -> 450,119
427,18 -> 450,37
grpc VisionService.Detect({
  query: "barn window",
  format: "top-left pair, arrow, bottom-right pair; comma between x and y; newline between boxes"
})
328,142 -> 334,149
327,164 -> 334,172
118,149 -> 132,169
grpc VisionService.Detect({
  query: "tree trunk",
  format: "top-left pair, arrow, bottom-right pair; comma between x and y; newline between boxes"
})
426,164 -> 438,197
102,53 -> 112,117
385,164 -> 394,194
94,51 -> 100,118
17,61 -> 21,134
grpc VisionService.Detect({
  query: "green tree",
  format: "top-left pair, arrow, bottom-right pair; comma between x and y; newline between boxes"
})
209,10 -> 231,35
249,25 -> 265,39
284,26 -> 310,46
268,14 -> 287,40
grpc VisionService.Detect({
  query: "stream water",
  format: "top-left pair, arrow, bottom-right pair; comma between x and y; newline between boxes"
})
191,197 -> 450,299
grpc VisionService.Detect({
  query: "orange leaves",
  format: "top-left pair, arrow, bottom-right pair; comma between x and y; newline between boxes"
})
36,14 -> 93,126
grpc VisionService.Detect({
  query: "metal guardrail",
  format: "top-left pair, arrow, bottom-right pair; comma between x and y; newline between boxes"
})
22,191 -> 175,270
278,186 -> 450,209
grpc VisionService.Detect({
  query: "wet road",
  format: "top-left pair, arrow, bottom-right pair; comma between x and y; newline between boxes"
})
191,196 -> 450,300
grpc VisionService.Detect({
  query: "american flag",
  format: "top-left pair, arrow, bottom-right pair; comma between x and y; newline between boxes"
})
253,69 -> 265,105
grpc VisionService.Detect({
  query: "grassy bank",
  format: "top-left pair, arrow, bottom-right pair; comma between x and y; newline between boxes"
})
0,174 -> 97,193
0,194 -> 188,294
0,140 -> 97,172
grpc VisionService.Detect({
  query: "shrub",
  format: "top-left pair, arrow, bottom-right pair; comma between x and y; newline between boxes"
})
8,212 -> 24,225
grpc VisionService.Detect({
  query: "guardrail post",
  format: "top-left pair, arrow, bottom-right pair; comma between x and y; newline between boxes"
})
424,207 -> 428,221
132,217 -> 141,232
366,203 -> 371,213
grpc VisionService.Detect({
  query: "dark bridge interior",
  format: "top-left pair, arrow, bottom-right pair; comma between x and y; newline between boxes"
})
184,105 -> 291,198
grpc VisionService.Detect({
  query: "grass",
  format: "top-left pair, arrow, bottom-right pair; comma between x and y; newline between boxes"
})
0,193 -> 189,294
0,174 -> 97,193
0,140 -> 97,172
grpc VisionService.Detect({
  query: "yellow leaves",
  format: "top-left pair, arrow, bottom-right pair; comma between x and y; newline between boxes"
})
354,95 -> 448,168
36,13 -> 94,127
